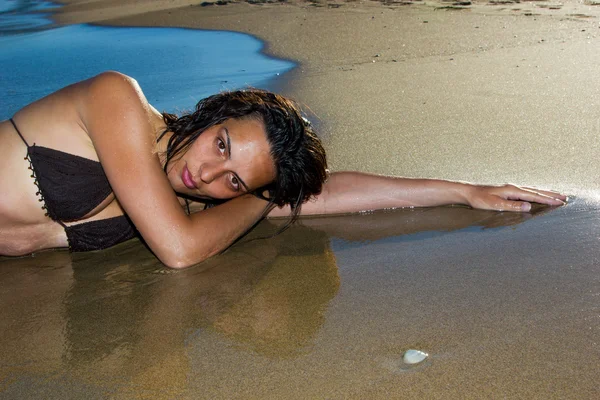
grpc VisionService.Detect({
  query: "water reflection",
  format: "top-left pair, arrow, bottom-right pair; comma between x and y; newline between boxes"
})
0,251 -> 74,393
0,205 -> 561,395
298,203 -> 554,247
0,222 -> 340,395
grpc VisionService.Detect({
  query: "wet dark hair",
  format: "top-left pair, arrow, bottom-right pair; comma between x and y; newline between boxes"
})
159,88 -> 328,223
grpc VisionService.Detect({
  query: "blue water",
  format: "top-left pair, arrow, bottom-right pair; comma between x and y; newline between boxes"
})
0,0 -> 59,34
0,1 -> 295,120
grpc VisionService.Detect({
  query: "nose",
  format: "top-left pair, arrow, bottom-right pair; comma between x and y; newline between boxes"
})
198,162 -> 223,184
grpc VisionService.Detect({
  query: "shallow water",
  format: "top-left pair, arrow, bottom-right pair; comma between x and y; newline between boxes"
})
0,2 -> 294,120
0,0 -> 59,34
1,2 -> 600,399
1,202 -> 599,398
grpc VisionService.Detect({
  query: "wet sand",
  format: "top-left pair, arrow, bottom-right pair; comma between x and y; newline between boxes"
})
2,0 -> 600,398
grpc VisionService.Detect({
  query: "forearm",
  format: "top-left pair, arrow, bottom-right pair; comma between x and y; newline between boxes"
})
160,194 -> 269,268
269,171 -> 472,217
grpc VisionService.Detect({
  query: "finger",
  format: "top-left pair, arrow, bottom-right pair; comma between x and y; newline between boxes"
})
491,199 -> 532,213
494,186 -> 566,206
519,187 -> 568,201
508,190 -> 565,206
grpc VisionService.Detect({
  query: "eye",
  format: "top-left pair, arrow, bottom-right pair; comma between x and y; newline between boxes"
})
229,174 -> 240,192
217,138 -> 226,154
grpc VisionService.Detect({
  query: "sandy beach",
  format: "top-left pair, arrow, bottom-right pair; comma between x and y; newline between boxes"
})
53,0 -> 600,191
1,0 -> 599,398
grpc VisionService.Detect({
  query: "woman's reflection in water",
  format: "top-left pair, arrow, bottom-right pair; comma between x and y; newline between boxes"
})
0,252 -> 74,386
61,221 -> 340,394
211,223 -> 341,358
0,204 -> 552,395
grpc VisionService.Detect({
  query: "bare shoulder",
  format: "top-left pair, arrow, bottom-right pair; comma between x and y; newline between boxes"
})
9,73 -> 151,156
84,71 -> 143,99
77,71 -> 165,152
80,71 -> 152,127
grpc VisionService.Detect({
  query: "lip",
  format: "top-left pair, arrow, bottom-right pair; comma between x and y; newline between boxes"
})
181,165 -> 197,190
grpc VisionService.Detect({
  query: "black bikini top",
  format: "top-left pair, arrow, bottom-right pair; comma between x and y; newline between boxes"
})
10,118 -> 137,251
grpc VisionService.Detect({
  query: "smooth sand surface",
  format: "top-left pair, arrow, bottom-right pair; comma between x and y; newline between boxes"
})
54,0 -> 600,191
1,1 -> 599,398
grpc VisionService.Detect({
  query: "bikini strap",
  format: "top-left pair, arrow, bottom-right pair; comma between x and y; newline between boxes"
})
9,118 -> 30,147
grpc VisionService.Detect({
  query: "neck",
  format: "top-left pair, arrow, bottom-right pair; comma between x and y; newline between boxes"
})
148,106 -> 172,170
155,129 -> 173,170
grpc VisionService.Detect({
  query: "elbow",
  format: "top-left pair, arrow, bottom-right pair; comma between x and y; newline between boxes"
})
161,258 -> 195,270
156,243 -> 219,270
146,225 -> 225,269
159,251 -> 206,270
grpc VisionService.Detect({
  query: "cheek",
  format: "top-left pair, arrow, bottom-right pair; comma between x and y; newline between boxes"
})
186,134 -> 213,162
166,159 -> 181,187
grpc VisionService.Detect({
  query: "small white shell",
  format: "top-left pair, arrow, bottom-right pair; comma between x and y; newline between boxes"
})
402,349 -> 428,365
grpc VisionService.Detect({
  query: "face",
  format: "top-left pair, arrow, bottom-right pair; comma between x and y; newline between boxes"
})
167,118 -> 276,200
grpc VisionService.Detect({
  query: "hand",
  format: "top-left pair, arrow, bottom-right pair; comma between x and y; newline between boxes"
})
465,184 -> 567,212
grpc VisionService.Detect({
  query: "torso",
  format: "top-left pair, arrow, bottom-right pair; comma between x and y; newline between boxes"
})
0,78 -> 166,255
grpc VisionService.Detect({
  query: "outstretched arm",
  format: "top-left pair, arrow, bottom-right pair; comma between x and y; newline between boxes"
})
268,171 -> 566,217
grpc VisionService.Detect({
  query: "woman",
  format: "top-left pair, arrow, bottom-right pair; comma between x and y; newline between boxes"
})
0,71 -> 566,267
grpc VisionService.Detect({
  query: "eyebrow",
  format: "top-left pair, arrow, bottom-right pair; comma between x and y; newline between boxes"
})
224,127 -> 250,193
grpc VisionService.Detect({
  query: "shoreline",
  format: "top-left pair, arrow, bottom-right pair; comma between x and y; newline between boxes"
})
50,0 -> 600,194
48,1 -> 309,123
3,2 -> 600,398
